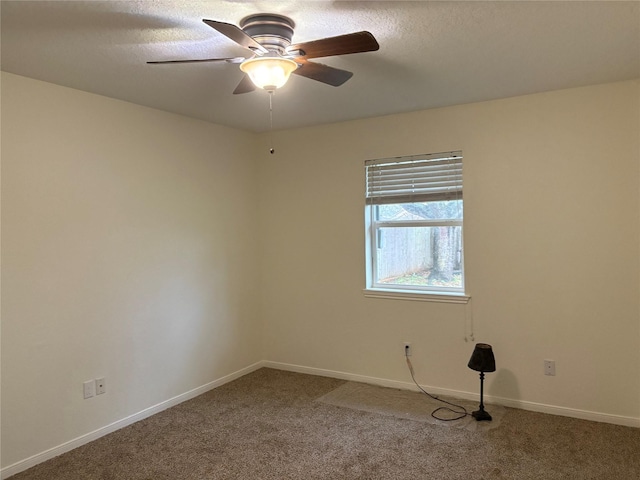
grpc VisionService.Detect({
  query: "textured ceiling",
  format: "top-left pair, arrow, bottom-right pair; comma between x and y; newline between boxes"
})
2,1 -> 639,132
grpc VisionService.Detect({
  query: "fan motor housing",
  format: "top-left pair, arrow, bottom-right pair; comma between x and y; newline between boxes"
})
240,14 -> 295,53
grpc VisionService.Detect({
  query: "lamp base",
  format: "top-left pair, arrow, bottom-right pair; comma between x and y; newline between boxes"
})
471,408 -> 492,422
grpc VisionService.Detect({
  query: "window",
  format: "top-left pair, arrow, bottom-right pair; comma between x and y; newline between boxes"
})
365,151 -> 466,300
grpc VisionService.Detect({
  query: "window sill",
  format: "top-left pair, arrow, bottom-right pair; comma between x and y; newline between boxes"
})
362,288 -> 470,304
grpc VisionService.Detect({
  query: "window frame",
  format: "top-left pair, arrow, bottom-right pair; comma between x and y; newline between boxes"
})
364,152 -> 469,303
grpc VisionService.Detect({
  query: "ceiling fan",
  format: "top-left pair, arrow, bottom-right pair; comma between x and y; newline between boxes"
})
148,14 -> 379,94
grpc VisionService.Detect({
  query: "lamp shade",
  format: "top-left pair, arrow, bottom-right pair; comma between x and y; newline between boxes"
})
239,56 -> 298,91
467,343 -> 496,372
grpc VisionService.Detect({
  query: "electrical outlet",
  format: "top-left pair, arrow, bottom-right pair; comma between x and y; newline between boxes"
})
403,342 -> 412,356
544,359 -> 556,376
83,380 -> 95,399
96,377 -> 106,395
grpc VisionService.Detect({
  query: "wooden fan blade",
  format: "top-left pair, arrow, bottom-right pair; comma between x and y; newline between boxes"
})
292,59 -> 353,87
233,74 -> 256,94
147,57 -> 245,65
203,19 -> 268,54
288,31 -> 379,60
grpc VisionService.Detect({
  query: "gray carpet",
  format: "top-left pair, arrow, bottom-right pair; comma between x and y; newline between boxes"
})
317,381 -> 507,431
9,368 -> 640,479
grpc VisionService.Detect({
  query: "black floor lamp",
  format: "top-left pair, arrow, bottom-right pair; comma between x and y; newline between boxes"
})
467,343 -> 496,421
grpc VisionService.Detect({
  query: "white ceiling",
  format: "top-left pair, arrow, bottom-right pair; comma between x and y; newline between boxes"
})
2,1 -> 639,133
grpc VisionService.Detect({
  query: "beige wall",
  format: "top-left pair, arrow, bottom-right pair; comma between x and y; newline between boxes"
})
258,80 -> 640,421
1,73 -> 262,468
2,73 -> 639,473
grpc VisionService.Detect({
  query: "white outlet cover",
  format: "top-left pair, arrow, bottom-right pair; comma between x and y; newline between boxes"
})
544,360 -> 556,376
96,377 -> 106,395
83,380 -> 95,399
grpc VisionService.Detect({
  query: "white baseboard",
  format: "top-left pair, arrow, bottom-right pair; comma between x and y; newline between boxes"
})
0,361 -> 264,479
263,360 -> 640,428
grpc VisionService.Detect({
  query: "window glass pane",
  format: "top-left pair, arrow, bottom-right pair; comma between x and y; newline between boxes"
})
377,200 -> 462,221
376,226 -> 463,289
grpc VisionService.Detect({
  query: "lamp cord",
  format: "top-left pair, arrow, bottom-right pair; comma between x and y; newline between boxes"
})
405,351 -> 469,421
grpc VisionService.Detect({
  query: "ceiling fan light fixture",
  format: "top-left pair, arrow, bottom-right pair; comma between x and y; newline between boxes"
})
240,56 -> 298,91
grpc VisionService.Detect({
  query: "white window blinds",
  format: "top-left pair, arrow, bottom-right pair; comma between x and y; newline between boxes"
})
365,151 -> 463,205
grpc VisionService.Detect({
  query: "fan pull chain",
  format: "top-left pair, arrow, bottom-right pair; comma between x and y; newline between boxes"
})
268,91 -> 275,155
